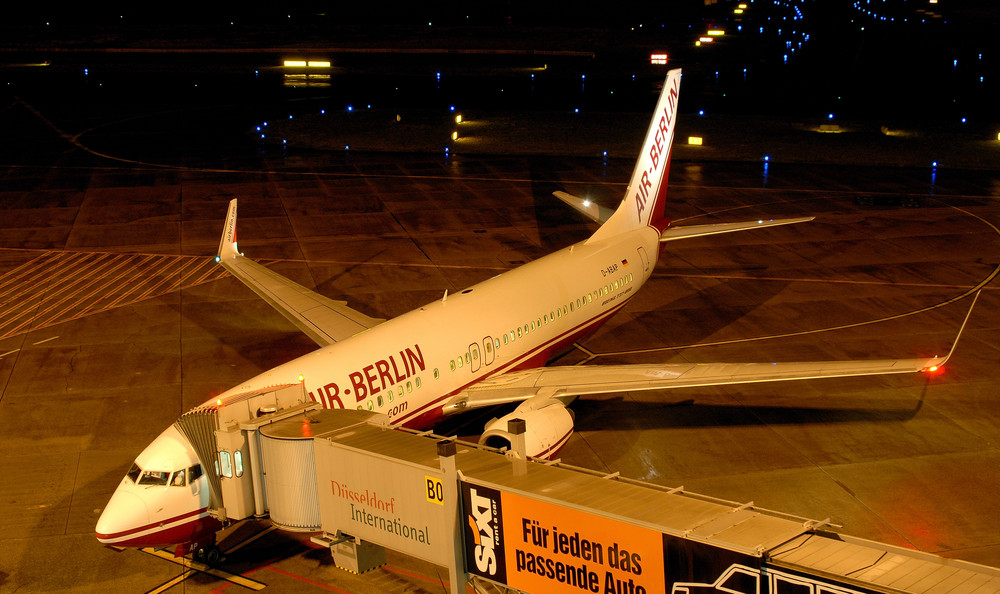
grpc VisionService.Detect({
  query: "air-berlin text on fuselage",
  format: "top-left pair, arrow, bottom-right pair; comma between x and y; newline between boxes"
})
634,79 -> 679,225
309,344 -> 425,408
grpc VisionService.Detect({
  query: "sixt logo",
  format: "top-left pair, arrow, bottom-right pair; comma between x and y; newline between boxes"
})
635,76 -> 680,225
463,484 -> 506,582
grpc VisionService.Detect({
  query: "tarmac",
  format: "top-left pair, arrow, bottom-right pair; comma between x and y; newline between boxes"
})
1,89 -> 1000,592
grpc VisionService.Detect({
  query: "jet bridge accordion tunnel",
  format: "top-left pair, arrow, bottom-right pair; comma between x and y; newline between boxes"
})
178,393 -> 1000,594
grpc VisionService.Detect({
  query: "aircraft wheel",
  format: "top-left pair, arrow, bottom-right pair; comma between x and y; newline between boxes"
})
196,545 -> 223,566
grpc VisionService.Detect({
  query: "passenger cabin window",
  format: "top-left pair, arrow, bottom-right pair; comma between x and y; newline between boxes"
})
377,394 -> 383,406
171,469 -> 186,487
219,451 -> 233,478
234,451 -> 244,478
434,368 -> 440,379
416,377 -> 422,388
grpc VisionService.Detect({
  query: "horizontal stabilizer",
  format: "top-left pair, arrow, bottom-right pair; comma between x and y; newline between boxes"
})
660,216 -> 814,242
553,191 -> 615,225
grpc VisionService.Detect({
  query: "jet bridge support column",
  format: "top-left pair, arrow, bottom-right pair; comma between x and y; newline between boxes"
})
438,440 -> 464,594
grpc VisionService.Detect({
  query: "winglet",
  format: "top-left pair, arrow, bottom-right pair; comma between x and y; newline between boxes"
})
929,290 -> 981,369
217,199 -> 240,262
922,290 -> 980,372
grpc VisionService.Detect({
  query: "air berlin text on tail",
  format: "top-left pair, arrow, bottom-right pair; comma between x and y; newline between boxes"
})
635,76 -> 679,225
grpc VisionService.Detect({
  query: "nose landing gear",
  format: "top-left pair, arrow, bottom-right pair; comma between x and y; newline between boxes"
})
194,544 -> 224,566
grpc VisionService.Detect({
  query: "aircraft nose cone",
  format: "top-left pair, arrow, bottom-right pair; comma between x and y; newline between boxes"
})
96,490 -> 149,544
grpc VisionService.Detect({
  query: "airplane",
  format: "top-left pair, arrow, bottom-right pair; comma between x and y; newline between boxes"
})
94,68 -> 967,563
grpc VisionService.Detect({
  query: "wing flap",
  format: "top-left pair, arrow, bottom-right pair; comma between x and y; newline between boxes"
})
216,199 -> 384,347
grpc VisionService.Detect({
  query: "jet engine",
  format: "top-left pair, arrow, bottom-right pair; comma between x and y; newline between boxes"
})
479,398 -> 574,459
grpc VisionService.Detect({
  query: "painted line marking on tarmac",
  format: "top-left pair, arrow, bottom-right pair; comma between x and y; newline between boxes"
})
139,547 -> 266,591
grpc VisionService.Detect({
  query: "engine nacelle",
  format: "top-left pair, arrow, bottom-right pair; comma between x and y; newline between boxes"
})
479,399 -> 575,459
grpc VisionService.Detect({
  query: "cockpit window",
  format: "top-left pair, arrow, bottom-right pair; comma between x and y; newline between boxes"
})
189,464 -> 203,482
170,469 -> 186,487
138,470 -> 170,486
126,463 -> 142,484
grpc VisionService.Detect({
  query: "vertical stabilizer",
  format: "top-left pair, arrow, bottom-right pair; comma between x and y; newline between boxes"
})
588,69 -> 681,243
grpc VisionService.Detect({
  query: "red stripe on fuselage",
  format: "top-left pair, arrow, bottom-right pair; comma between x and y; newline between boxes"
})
96,507 -> 221,547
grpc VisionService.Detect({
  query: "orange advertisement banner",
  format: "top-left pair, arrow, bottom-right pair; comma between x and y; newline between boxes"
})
501,491 -> 664,594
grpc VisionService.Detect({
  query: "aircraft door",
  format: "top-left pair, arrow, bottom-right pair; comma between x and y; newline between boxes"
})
483,336 -> 495,366
637,246 -> 649,273
469,342 -> 481,373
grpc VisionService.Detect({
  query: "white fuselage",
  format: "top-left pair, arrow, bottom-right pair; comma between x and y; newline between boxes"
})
213,225 -> 662,428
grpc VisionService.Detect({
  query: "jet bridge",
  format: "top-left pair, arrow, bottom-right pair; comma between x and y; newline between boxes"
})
197,406 -> 1000,594
172,382 -> 319,524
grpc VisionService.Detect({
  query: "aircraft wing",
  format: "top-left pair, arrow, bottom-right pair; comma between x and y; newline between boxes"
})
442,355 -> 947,413
215,199 -> 384,347
442,291 -> 978,414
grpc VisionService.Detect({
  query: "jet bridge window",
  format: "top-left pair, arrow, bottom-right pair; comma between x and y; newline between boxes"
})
234,451 -> 244,478
219,451 -> 233,479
